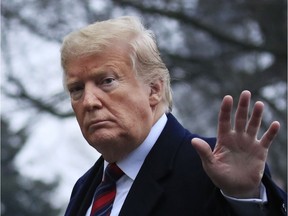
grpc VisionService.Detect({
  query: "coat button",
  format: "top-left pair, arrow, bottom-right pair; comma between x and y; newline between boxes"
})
282,203 -> 287,214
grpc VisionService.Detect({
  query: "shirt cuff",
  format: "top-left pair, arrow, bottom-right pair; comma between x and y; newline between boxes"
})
221,183 -> 268,216
221,182 -> 267,203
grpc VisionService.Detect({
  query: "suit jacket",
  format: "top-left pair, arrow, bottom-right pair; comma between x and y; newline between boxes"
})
65,113 -> 287,216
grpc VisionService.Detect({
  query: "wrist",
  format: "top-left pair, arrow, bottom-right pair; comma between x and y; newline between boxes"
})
222,185 -> 261,199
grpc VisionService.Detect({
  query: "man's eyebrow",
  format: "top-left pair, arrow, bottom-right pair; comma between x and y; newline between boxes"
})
89,68 -> 119,78
66,76 -> 82,86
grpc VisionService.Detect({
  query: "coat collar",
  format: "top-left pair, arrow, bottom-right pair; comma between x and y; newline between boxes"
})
119,113 -> 188,215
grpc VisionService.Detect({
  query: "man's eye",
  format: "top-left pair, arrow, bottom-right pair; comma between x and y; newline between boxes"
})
100,77 -> 119,92
69,86 -> 83,100
69,86 -> 83,93
102,77 -> 115,85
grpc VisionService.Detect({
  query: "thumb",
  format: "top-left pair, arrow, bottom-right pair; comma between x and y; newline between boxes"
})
191,138 -> 213,164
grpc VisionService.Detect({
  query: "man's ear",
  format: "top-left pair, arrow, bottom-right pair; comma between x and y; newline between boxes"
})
149,79 -> 163,107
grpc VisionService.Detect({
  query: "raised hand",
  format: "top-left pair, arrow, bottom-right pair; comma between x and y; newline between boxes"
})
191,90 -> 280,198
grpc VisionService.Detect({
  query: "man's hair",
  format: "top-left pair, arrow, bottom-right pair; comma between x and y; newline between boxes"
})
61,16 -> 173,112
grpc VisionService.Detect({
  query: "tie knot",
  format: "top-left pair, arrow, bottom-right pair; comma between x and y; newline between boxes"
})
104,163 -> 124,183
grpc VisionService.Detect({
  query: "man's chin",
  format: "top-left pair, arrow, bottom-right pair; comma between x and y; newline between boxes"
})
86,132 -> 120,148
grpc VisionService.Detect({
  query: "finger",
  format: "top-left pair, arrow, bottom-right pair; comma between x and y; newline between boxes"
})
246,101 -> 264,137
218,95 -> 233,135
191,138 -> 214,164
260,121 -> 280,149
234,90 -> 251,132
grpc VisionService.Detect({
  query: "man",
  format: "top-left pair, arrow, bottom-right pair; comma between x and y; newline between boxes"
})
61,16 -> 286,216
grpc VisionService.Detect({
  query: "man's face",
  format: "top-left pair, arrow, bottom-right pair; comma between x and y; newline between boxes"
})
65,48 -> 157,162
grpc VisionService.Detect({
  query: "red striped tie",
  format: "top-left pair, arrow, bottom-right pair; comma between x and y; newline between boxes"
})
90,163 -> 124,216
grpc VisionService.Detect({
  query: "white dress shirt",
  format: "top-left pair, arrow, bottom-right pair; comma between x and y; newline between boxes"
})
86,113 -> 268,216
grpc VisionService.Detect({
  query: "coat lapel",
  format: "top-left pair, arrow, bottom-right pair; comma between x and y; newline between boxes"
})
75,158 -> 104,216
119,166 -> 165,216
119,113 -> 187,216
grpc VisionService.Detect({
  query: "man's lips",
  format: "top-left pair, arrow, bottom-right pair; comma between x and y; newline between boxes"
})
86,119 -> 112,131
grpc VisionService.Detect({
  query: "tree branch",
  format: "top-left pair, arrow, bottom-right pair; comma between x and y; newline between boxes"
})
112,0 -> 286,57
3,76 -> 74,118
2,5 -> 62,43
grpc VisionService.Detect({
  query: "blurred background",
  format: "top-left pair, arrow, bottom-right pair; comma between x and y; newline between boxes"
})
1,0 -> 287,215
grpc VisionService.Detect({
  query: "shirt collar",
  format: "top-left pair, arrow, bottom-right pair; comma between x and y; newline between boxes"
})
104,113 -> 167,180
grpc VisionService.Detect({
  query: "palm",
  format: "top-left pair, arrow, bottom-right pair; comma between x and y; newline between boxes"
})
192,91 -> 280,198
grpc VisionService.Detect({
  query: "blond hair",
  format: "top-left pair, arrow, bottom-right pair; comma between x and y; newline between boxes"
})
61,16 -> 173,112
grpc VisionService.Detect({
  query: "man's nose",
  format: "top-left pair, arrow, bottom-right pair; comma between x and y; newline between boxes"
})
82,84 -> 103,111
